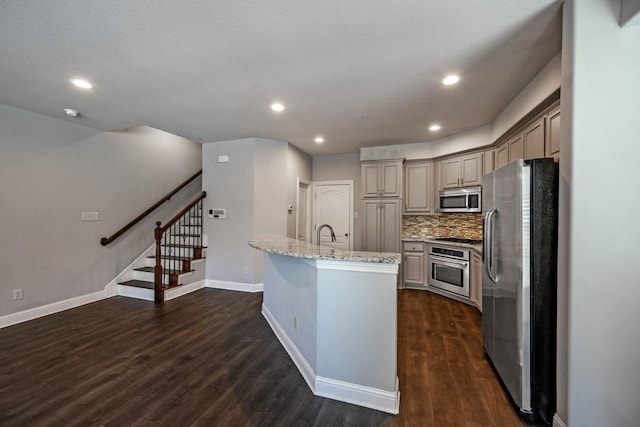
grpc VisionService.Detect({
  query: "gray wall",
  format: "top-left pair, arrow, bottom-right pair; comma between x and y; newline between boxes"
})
312,153 -> 362,250
0,104 -> 202,317
202,138 -> 290,284
561,1 -> 640,425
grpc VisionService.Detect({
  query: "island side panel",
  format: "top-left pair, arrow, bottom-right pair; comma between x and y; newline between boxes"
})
262,253 -> 318,374
316,267 -> 398,392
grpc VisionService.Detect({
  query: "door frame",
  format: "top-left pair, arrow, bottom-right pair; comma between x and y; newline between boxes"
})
311,180 -> 354,250
295,177 -> 312,242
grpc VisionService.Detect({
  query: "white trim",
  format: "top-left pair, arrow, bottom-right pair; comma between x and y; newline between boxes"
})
262,302 -> 401,415
206,279 -> 264,293
553,414 -> 568,427
104,243 -> 155,296
0,290 -> 110,329
165,280 -> 206,300
316,259 -> 399,275
261,303 -> 316,393
315,376 -> 400,415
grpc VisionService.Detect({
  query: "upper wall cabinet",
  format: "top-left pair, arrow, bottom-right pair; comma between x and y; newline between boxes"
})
484,149 -> 495,176
496,142 -> 509,170
546,106 -> 561,160
404,161 -> 433,214
524,117 -> 545,160
508,132 -> 524,164
494,101 -> 560,170
361,159 -> 403,198
441,152 -> 483,189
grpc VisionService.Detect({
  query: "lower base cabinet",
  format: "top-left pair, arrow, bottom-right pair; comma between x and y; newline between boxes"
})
402,242 -> 425,287
471,251 -> 482,312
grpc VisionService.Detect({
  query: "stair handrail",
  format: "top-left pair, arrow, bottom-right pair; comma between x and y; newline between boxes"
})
154,191 -> 207,302
100,170 -> 202,246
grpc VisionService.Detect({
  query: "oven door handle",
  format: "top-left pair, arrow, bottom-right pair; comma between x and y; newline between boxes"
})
483,207 -> 498,283
430,255 -> 469,268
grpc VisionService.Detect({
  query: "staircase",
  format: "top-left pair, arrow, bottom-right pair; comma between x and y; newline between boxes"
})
114,192 -> 207,302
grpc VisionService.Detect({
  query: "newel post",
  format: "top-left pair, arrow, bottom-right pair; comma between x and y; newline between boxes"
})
154,221 -> 164,303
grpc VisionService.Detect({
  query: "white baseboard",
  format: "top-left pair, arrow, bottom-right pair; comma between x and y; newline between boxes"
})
316,376 -> 400,415
262,303 -> 316,392
553,414 -> 568,427
206,279 -> 263,293
262,303 -> 400,415
165,280 -> 206,300
0,289 -> 110,329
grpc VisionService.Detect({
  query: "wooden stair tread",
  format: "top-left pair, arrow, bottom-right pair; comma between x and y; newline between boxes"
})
118,279 -> 155,289
147,255 -> 206,261
161,244 -> 207,248
171,234 -> 201,237
133,267 -> 194,275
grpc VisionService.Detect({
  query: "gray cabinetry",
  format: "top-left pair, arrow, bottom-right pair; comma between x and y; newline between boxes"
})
404,161 -> 433,214
441,152 -> 483,188
471,251 -> 482,311
361,160 -> 403,198
524,117 -> 545,160
403,242 -> 425,287
546,105 -> 561,159
362,199 -> 401,253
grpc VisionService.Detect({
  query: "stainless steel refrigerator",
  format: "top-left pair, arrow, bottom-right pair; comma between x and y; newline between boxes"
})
482,159 -> 558,425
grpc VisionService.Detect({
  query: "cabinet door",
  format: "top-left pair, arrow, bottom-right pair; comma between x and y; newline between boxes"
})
496,143 -> 509,169
523,117 -> 545,160
380,161 -> 403,197
441,157 -> 462,188
361,200 -> 381,251
404,162 -> 432,213
508,133 -> 524,164
484,149 -> 495,175
404,252 -> 424,284
380,200 -> 401,253
361,163 -> 381,198
460,152 -> 483,186
472,252 -> 482,311
546,106 -> 561,159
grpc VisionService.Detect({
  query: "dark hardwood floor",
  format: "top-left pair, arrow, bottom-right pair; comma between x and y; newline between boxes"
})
0,288 -> 527,426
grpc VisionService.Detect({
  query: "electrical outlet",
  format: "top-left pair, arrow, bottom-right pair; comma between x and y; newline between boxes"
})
293,316 -> 298,330
12,289 -> 23,300
243,266 -> 248,274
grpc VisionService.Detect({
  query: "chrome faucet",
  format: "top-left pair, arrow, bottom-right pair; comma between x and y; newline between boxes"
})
316,224 -> 337,246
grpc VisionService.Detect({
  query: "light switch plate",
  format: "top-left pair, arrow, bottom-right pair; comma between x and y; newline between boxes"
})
81,211 -> 99,221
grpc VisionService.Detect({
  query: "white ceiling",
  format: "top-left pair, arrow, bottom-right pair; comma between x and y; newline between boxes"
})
0,1 -> 562,155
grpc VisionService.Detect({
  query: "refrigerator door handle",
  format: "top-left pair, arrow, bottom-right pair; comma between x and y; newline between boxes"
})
484,207 -> 498,283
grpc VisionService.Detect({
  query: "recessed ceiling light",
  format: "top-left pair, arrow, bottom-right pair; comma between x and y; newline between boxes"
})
270,103 -> 285,112
64,108 -> 79,117
70,79 -> 94,89
429,124 -> 441,131
314,137 -> 325,144
442,75 -> 460,86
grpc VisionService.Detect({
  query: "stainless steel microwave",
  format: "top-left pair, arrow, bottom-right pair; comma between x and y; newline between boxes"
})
439,186 -> 482,213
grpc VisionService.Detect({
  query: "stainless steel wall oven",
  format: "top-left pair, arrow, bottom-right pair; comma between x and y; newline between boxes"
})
427,245 -> 470,298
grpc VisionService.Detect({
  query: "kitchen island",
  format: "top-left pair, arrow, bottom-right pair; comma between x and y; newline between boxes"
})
248,235 -> 401,414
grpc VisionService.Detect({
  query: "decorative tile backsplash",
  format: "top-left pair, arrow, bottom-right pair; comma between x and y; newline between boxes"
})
403,214 -> 483,240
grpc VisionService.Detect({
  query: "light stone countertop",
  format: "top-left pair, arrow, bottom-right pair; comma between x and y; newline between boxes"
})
249,235 -> 401,264
402,236 -> 483,254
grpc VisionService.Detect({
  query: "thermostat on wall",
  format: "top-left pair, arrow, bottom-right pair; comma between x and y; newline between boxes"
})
209,208 -> 226,219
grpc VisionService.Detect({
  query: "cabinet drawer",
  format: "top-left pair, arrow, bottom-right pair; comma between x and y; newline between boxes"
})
403,242 -> 424,252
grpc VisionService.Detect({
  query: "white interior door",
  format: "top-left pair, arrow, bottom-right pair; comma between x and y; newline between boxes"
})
312,181 -> 353,250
